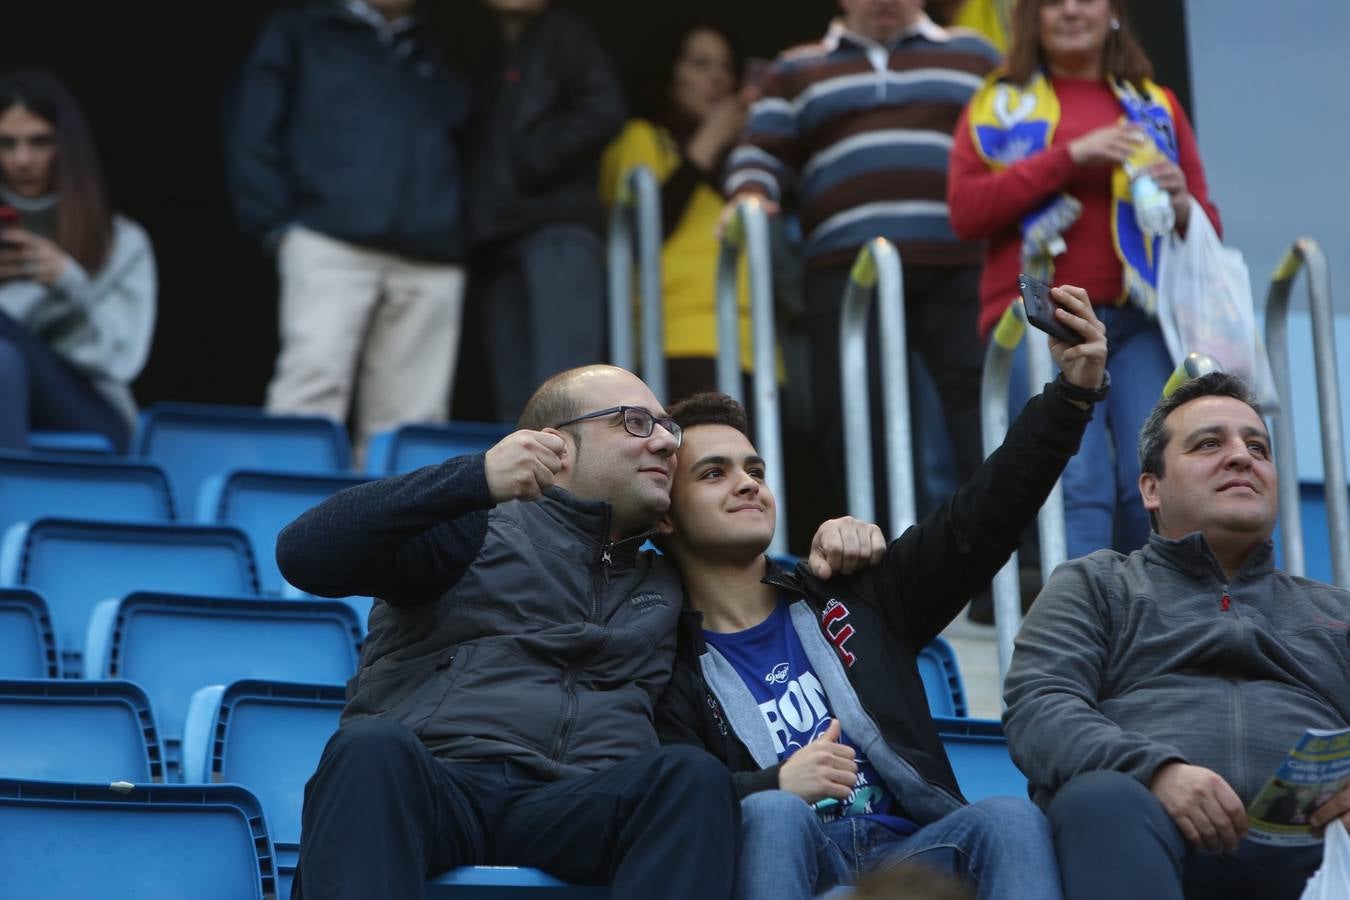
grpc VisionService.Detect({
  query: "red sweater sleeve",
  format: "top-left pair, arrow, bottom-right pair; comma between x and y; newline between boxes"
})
947,105 -> 1080,240
1167,88 -> 1222,238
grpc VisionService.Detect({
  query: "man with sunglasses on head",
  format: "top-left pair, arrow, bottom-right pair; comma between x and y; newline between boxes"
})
276,364 -> 737,899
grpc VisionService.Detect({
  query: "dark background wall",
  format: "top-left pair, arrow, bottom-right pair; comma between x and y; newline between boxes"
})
0,0 -> 1189,421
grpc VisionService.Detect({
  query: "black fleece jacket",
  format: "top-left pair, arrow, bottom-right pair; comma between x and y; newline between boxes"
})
654,383 -> 1095,803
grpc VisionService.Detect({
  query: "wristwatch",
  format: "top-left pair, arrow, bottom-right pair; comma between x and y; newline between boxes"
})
1054,370 -> 1111,404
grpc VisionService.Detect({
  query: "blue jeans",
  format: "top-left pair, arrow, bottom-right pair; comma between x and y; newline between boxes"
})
1049,771 -> 1320,900
0,308 -> 131,452
736,790 -> 1063,900
1006,304 -> 1172,559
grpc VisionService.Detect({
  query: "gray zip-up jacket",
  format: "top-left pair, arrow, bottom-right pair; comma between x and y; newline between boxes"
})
1004,532 -> 1350,810
276,453 -> 682,780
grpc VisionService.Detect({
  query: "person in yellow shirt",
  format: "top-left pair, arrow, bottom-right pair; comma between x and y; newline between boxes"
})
600,22 -> 755,404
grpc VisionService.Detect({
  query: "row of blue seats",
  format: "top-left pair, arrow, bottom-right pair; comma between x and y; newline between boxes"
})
35,402 -> 512,519
0,672 -> 1017,899
0,584 -> 968,742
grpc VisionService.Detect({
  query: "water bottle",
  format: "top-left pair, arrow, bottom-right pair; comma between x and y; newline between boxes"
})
1128,167 -> 1175,235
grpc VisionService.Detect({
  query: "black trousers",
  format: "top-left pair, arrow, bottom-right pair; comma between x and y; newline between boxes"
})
478,224 -> 606,423
1049,770 -> 1321,900
801,262 -> 985,528
292,719 -> 740,900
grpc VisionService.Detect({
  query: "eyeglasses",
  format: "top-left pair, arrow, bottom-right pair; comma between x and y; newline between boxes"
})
553,406 -> 683,448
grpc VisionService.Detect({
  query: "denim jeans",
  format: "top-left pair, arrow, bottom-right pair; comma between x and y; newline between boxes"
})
736,790 -> 1063,900
0,308 -> 131,452
1005,303 -> 1172,559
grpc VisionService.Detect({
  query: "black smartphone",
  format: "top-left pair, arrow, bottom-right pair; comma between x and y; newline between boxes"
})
1018,273 -> 1083,345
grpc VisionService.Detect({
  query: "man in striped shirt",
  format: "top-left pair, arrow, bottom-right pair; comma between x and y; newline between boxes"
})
725,0 -> 999,524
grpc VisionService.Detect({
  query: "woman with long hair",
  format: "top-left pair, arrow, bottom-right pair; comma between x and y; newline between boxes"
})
948,0 -> 1221,559
599,22 -> 753,403
0,69 -> 155,452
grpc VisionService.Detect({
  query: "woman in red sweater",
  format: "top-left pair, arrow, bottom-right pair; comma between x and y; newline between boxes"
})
948,0 -> 1221,559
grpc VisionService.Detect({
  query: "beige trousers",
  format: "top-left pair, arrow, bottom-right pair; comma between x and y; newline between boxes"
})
267,226 -> 465,452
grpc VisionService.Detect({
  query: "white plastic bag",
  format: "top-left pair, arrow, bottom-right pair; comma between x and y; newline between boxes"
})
1300,819 -> 1350,900
1156,197 -> 1279,409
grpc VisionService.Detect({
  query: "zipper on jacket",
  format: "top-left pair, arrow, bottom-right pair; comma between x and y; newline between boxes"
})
1220,585 -> 1231,612
546,540 -> 616,775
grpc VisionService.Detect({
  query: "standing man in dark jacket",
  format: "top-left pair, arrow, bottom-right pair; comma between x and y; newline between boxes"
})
652,286 -> 1109,900
468,0 -> 625,422
226,0 -> 470,454
277,364 -> 739,899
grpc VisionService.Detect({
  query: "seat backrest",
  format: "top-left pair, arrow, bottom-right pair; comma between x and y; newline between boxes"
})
89,592 -> 360,777
1,518 -> 259,675
426,867 -> 608,898
183,680 -> 344,849
0,451 -> 175,538
0,679 -> 163,782
135,403 -> 350,517
197,469 -> 370,595
366,421 -> 511,475
0,779 -> 276,899
917,636 -> 968,718
932,716 -> 1027,802
28,431 -> 116,455
0,588 -> 58,678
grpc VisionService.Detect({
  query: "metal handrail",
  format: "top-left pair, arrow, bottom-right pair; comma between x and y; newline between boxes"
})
715,197 -> 786,557
1265,238 -> 1349,586
605,166 -> 666,402
839,238 -> 915,540
979,300 -> 1067,685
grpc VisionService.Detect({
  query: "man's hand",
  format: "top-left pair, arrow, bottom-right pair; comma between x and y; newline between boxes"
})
1150,762 -> 1248,853
807,516 -> 886,580
484,430 -> 566,504
1309,780 -> 1350,838
1045,285 -> 1107,394
778,718 -> 857,803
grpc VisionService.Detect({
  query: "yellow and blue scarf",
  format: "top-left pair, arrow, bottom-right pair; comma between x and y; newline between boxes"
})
967,71 -> 1179,313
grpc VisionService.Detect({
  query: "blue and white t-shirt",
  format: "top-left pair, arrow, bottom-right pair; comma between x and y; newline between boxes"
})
703,601 -> 916,834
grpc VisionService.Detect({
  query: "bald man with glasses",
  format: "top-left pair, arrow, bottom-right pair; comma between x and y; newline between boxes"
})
277,364 -> 741,900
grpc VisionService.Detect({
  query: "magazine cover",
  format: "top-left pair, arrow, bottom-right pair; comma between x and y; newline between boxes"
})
1247,727 -> 1350,847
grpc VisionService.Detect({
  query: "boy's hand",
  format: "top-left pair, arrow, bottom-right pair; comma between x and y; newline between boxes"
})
808,517 -> 886,580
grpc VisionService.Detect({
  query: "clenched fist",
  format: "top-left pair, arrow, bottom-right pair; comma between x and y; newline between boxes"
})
484,430 -> 566,504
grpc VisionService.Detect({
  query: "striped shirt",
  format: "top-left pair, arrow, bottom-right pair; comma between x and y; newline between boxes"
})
725,16 -> 999,273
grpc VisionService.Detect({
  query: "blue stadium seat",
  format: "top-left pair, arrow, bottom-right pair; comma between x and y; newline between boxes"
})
0,778 -> 277,899
0,588 -> 58,678
196,469 -> 371,595
917,636 -> 968,718
182,679 -> 344,898
0,679 -> 163,782
0,518 -> 260,675
366,421 -> 512,475
426,867 -> 607,898
28,431 -> 116,455
932,716 -> 1027,802
134,402 -> 351,517
0,451 -> 176,539
86,592 -> 361,779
